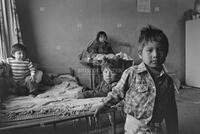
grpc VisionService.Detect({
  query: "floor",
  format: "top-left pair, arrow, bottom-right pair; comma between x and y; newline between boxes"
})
176,87 -> 200,134
2,87 -> 200,134
115,87 -> 200,134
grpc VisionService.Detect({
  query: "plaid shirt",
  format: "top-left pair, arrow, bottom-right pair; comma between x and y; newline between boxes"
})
103,62 -> 177,127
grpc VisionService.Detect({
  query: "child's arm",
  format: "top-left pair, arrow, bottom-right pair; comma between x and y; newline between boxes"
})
92,81 -> 110,97
165,87 -> 179,134
106,42 -> 114,54
102,69 -> 131,106
82,89 -> 96,98
27,59 -> 36,81
0,59 -> 9,74
95,81 -> 118,97
86,41 -> 97,53
82,82 -> 104,98
0,58 -> 7,65
94,68 -> 132,116
0,58 -> 13,66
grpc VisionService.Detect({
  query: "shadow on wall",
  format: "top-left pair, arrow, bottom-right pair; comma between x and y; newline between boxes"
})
16,0 -> 39,63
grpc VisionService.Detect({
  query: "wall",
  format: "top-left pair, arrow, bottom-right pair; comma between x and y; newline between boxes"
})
16,0 -> 194,86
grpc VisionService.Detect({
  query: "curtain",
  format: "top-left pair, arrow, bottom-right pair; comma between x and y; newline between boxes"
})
0,0 -> 23,60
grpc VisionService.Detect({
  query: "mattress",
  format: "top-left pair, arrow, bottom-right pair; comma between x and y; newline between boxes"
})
0,74 -> 104,128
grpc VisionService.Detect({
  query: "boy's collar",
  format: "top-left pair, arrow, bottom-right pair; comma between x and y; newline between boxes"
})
135,62 -> 148,73
136,62 -> 166,76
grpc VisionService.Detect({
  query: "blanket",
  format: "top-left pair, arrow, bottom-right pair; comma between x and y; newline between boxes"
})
0,74 -> 103,123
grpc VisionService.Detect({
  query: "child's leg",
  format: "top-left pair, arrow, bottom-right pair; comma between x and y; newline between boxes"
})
14,81 -> 29,96
25,76 -> 38,95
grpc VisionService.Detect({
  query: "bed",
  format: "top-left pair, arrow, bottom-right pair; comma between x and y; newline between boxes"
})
0,74 -> 117,133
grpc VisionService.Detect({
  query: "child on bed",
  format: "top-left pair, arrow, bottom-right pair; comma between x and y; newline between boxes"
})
0,43 -> 43,96
82,58 -> 123,98
94,25 -> 178,134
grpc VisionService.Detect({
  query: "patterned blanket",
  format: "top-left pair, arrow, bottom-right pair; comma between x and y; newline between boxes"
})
0,74 -> 103,123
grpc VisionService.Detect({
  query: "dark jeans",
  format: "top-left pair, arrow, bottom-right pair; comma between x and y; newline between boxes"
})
14,76 -> 38,96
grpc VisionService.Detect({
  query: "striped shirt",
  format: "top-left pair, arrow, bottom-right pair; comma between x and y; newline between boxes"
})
3,57 -> 36,82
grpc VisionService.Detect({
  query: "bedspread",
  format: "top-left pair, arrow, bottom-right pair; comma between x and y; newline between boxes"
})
0,74 -> 103,124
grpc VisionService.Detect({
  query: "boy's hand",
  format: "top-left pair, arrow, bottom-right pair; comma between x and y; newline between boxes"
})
93,102 -> 109,118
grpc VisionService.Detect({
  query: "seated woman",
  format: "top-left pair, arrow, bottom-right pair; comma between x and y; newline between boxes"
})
82,58 -> 123,98
87,31 -> 114,55
79,31 -> 115,64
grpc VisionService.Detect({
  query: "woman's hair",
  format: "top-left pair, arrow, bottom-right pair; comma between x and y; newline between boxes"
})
101,57 -> 123,74
138,25 -> 169,56
96,31 -> 108,42
11,43 -> 27,55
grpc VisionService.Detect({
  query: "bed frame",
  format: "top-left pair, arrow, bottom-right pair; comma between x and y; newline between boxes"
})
0,109 -> 117,134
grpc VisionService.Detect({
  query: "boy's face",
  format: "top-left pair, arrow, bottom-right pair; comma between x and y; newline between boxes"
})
103,68 -> 117,84
99,35 -> 106,42
139,41 -> 167,68
13,50 -> 25,61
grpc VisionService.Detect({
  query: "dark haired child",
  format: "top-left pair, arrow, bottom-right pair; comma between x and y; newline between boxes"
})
0,43 -> 42,96
94,25 -> 178,134
82,58 -> 123,98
